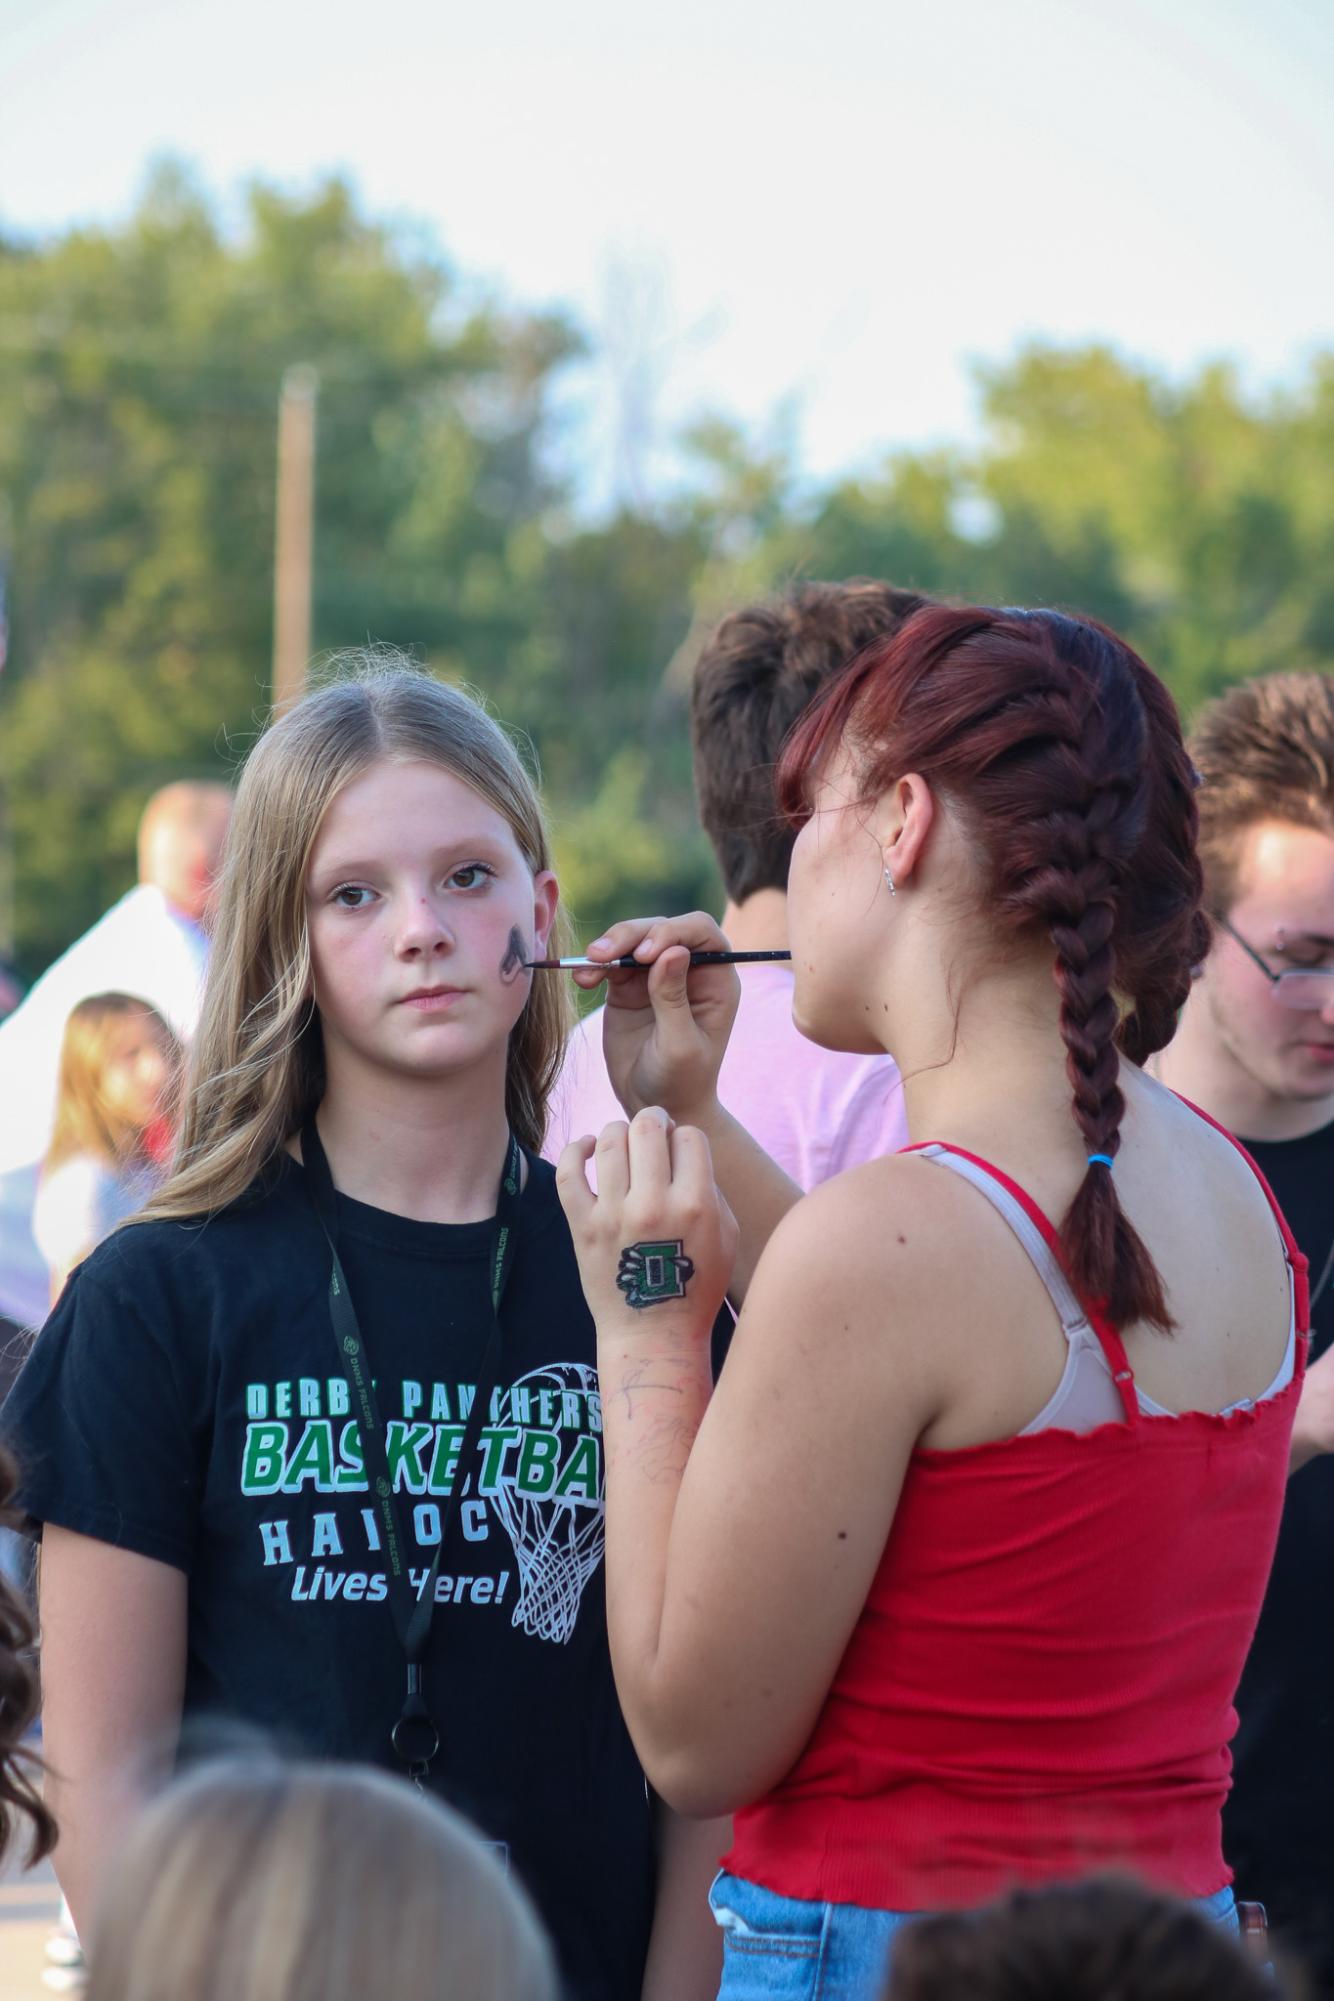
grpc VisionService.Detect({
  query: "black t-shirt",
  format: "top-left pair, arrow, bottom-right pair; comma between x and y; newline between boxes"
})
3,1153 -> 654,2001
1225,1116 -> 1334,1988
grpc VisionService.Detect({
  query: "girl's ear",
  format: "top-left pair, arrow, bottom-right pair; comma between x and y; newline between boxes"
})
532,871 -> 559,956
877,772 -> 935,887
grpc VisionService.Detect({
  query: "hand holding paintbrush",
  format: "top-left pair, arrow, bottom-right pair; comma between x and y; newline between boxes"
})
548,913 -> 751,1126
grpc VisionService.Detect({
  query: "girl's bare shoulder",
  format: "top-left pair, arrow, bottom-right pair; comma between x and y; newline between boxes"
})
751,1150 -> 996,1334
1128,1080 -> 1290,1253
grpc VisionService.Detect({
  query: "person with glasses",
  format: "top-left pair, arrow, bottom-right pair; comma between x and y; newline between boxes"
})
1216,915 -> 1334,1019
1153,670 -> 1334,1994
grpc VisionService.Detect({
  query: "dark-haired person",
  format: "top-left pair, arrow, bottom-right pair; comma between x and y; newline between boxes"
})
0,1446 -> 54,1868
884,1877 -> 1279,2001
1153,671 -> 1334,1992
544,582 -> 915,1185
555,605 -> 1306,1999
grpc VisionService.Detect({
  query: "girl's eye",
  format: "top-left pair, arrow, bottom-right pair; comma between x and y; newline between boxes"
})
332,885 -> 375,909
450,863 -> 496,891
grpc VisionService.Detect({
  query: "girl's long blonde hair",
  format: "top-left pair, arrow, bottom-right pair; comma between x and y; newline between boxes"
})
84,1758 -> 558,2001
45,993 -> 178,1175
139,657 -> 572,1225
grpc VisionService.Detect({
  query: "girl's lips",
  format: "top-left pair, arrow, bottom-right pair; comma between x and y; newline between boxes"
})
400,988 -> 466,1009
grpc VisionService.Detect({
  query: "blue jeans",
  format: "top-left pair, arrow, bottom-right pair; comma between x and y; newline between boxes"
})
709,1870 -> 1239,2000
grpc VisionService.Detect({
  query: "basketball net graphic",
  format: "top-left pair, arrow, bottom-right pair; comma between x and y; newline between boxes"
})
489,1362 -> 606,1645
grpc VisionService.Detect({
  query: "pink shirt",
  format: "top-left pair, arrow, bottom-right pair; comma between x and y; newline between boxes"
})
542,964 -> 908,1189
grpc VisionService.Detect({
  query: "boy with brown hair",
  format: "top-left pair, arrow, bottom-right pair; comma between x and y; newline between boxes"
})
1153,670 -> 1334,1991
545,580 -> 922,1183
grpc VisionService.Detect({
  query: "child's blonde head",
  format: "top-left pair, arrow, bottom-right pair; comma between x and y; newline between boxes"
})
84,1758 -> 558,2001
144,656 -> 571,1222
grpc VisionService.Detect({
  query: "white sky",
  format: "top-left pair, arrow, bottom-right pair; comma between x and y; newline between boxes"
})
1,0 -> 1331,503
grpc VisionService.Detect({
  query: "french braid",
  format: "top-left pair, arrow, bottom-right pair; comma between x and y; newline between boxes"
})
997,623 -> 1169,1327
779,603 -> 1206,1333
1117,661 -> 1211,1066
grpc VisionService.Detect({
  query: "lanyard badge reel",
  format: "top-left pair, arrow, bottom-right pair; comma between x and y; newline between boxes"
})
302,1119 -> 521,1789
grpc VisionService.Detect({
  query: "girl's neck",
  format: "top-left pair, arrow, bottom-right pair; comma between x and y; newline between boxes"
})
312,1059 -> 517,1225
889,953 -> 1081,1165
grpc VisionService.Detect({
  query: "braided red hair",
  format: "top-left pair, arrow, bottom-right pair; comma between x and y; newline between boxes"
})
778,604 -> 1208,1332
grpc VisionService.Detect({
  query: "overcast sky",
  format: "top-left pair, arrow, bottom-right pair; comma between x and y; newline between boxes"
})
2,0 -> 1330,501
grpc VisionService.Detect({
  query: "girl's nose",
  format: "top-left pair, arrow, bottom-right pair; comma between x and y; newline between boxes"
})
397,894 -> 455,955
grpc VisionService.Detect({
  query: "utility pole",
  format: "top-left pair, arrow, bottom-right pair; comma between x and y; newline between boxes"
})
272,364 -> 319,715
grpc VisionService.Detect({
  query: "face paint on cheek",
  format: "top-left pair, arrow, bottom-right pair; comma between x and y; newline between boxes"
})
499,925 -> 529,984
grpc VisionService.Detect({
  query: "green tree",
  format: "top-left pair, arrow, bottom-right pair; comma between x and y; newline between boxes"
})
745,343 -> 1334,721
5,169 -> 1331,978
0,163 -> 577,972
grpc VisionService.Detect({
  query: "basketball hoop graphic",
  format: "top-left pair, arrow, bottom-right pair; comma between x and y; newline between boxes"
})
489,1362 -> 606,1646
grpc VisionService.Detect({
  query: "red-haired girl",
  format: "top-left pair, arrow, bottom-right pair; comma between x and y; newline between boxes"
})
558,606 -> 1306,1999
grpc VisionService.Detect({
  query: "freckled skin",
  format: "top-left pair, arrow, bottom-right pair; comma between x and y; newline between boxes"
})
499,925 -> 528,984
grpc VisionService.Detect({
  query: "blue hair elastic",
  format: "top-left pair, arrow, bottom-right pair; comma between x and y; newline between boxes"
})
1087,1153 -> 1115,1170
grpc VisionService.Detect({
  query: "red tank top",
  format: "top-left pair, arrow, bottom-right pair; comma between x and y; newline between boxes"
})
726,1120 -> 1309,1910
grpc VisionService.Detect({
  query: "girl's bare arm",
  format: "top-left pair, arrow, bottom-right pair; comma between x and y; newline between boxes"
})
640,1804 -> 728,2001
39,1527 -> 187,1935
559,1117 -> 945,1815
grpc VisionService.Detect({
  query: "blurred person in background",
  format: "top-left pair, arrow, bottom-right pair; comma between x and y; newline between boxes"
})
30,993 -> 178,1990
882,1877 -> 1283,2001
0,962 -> 24,1022
83,1758 -> 557,2001
1152,672 -> 1334,1993
0,1443 -> 54,1870
544,581 -> 917,1183
0,781 -> 230,1350
35,994 -> 179,1304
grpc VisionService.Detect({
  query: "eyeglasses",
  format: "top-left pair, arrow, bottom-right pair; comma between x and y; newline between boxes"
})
1218,916 -> 1334,1011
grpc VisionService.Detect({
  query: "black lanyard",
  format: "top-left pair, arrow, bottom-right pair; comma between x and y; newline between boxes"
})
300,1118 -> 522,1783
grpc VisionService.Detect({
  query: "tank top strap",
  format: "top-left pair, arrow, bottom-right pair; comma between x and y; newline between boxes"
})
906,1141 -> 1140,1423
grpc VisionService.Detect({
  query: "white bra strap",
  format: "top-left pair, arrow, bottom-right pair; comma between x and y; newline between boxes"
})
916,1144 -> 1091,1338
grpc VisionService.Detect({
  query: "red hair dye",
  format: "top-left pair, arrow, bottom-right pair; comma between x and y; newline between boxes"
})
777,605 -> 1209,1332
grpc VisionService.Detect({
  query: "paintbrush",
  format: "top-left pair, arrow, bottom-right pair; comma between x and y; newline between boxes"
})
525,950 -> 792,969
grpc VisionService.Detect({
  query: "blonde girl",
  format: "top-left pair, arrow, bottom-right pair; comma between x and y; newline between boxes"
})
34,993 -> 178,1300
84,1758 -> 557,2001
4,659 -> 722,2001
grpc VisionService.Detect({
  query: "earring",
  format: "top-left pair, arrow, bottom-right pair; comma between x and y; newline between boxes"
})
883,867 -> 896,897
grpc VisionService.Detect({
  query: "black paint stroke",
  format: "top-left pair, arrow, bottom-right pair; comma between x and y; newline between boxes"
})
499,925 -> 529,983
